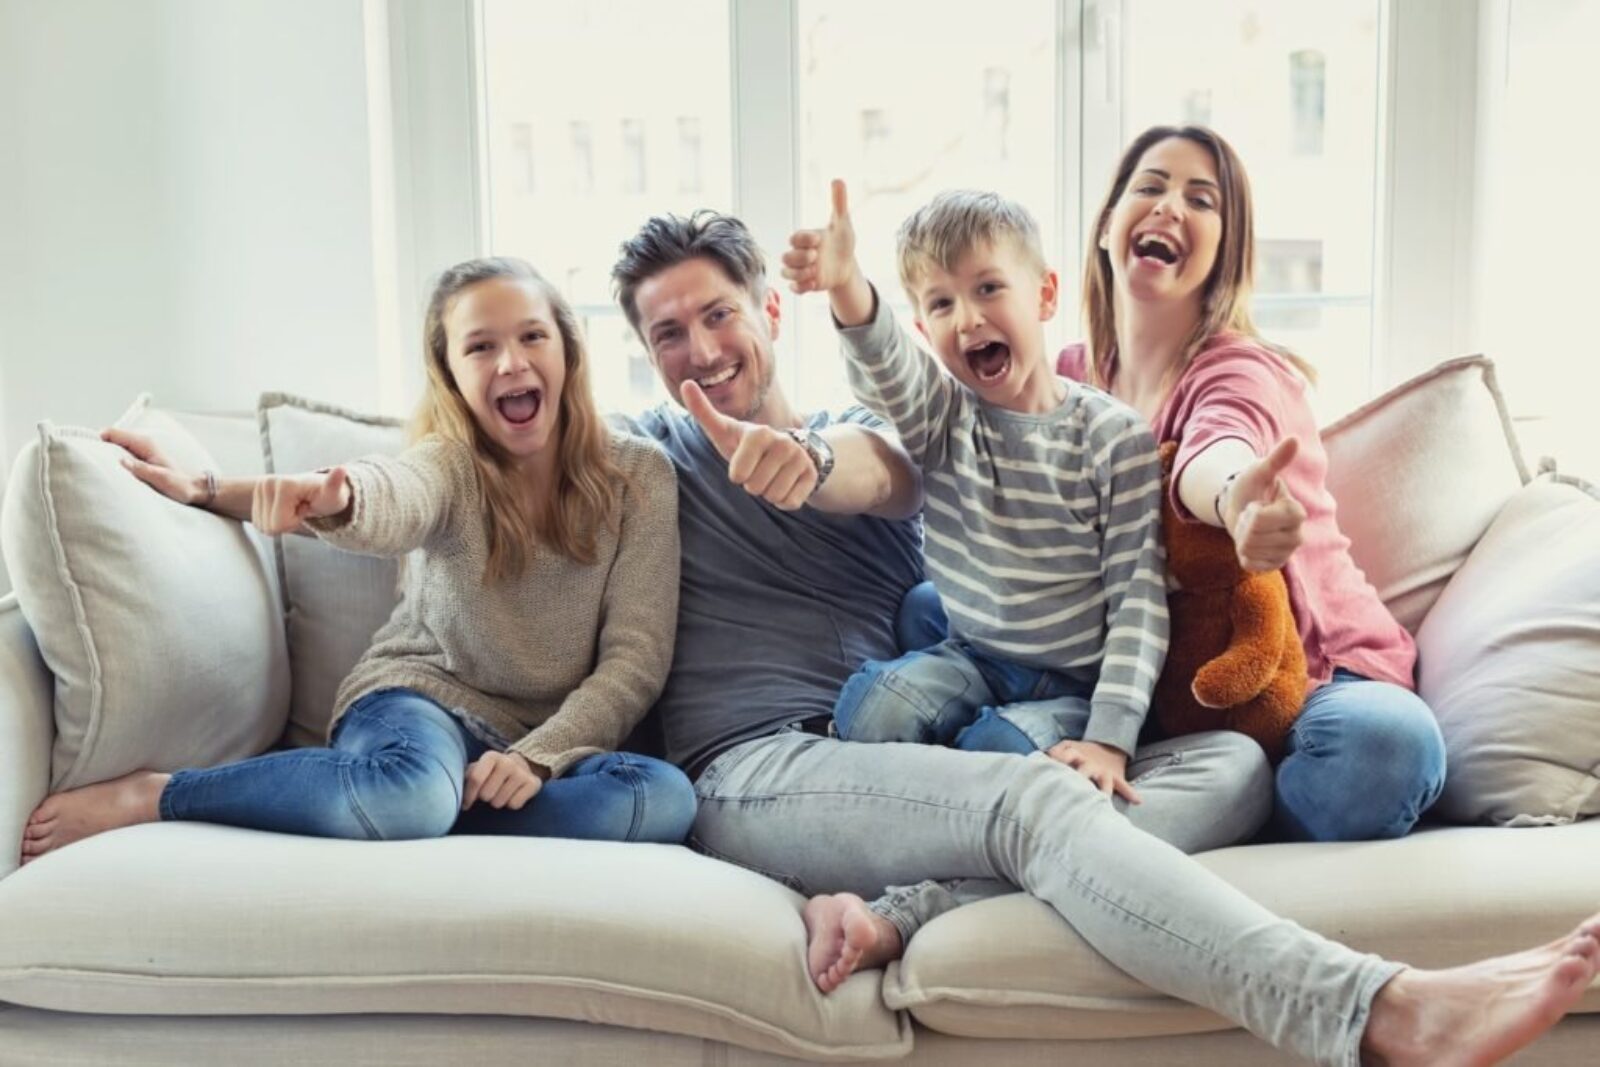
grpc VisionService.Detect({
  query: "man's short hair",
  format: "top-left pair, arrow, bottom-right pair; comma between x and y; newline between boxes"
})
896,190 -> 1047,301
612,210 -> 768,334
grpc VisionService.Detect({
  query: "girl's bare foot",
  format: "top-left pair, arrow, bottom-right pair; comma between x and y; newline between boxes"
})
802,892 -> 905,994
1361,914 -> 1600,1067
19,771 -> 170,864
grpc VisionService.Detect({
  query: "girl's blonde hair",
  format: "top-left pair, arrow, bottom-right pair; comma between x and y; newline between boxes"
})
1082,125 -> 1315,391
414,257 -> 622,581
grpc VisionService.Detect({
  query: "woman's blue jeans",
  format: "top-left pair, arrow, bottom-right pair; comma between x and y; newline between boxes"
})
159,688 -> 697,843
893,580 -> 1445,843
1273,669 -> 1446,842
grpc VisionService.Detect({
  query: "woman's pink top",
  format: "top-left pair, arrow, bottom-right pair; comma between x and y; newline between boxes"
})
1059,336 -> 1416,690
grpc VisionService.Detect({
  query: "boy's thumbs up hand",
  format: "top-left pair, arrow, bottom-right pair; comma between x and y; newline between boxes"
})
783,178 -> 861,296
681,380 -> 819,511
1222,437 -> 1307,572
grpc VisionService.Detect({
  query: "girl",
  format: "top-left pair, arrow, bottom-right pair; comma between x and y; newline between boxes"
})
21,257 -> 694,858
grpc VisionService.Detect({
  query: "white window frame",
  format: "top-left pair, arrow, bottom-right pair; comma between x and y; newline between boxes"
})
376,0 -> 1484,416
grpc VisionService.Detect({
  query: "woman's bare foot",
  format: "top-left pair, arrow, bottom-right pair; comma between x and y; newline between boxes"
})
1361,914 -> 1600,1067
802,892 -> 905,994
19,771 -> 169,864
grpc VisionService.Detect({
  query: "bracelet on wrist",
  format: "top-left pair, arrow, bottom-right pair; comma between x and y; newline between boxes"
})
1213,471 -> 1241,528
197,470 -> 219,509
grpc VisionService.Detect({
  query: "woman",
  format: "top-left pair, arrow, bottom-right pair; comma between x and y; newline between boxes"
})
1060,124 -> 1444,842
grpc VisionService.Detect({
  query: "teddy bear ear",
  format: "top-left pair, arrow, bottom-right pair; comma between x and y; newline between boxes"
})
1158,440 -> 1178,474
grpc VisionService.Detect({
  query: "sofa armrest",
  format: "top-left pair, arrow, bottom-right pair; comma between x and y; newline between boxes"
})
0,595 -> 52,880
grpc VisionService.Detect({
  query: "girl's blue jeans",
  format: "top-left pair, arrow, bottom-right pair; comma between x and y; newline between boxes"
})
159,687 -> 697,843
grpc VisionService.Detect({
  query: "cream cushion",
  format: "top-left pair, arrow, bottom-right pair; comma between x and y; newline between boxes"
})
1320,356 -> 1528,633
0,396 -> 288,789
885,820 -> 1600,1040
1416,472 -> 1600,826
257,394 -> 406,747
0,824 -> 909,1061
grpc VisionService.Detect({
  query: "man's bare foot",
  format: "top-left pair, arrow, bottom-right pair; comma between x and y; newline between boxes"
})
19,771 -> 169,864
802,892 -> 905,994
1361,913 -> 1600,1067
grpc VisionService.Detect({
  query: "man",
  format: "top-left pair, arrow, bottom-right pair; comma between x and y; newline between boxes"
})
608,208 -> 1273,977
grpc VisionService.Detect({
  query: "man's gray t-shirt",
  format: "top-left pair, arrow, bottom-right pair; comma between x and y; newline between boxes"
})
617,405 -> 924,779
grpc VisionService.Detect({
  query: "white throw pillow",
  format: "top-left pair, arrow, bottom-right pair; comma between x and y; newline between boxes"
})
0,396 -> 290,789
258,394 -> 406,747
1320,356 -> 1528,633
1416,472 -> 1600,826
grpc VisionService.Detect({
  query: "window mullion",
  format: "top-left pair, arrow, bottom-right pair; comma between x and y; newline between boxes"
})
729,0 -> 801,402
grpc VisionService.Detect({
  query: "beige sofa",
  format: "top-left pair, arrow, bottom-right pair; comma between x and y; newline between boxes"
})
1,358 -> 1597,1066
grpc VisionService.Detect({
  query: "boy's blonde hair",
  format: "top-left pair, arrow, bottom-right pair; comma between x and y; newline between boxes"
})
895,190 -> 1048,306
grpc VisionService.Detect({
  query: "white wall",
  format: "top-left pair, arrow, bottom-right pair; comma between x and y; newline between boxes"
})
1469,0 -> 1600,472
0,0 -> 387,466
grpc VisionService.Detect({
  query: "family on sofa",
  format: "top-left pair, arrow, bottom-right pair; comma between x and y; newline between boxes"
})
15,125 -> 1599,1067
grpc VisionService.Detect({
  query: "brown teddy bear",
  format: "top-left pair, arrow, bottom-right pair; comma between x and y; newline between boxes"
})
1152,442 -> 1307,762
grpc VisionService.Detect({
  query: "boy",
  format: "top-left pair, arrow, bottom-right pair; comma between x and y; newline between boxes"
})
783,182 -> 1166,800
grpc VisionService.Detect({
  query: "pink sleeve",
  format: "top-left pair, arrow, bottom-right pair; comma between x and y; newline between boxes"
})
1170,350 -> 1295,518
1056,343 -> 1089,381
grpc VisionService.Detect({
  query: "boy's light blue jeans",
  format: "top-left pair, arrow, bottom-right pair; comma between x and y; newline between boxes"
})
159,687 -> 698,843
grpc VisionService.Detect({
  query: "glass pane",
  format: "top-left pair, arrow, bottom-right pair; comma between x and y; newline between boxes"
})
480,0 -> 734,414
1119,0 -> 1382,422
794,0 -> 1060,414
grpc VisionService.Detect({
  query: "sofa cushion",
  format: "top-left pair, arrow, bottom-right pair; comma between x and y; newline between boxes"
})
1320,356 -> 1528,633
258,394 -> 406,747
885,820 -> 1600,1040
0,825 -> 909,1061
0,396 -> 289,789
1416,472 -> 1600,826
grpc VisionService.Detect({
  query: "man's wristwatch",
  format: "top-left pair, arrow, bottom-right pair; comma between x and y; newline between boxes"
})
785,427 -> 835,493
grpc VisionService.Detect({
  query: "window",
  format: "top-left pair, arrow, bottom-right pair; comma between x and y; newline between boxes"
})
1290,50 -> 1327,156
677,117 -> 703,194
474,0 -> 1383,421
621,118 -> 647,195
510,122 -> 535,194
1121,1 -> 1380,420
570,121 -> 594,195
983,67 -> 1012,160
479,0 -> 733,416
794,0 -> 1058,414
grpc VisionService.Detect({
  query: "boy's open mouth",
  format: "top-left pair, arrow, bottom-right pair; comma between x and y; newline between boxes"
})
496,388 -> 542,425
965,341 -> 1012,383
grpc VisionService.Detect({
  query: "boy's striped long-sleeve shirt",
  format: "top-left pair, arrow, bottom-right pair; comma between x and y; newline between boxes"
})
838,300 -> 1168,756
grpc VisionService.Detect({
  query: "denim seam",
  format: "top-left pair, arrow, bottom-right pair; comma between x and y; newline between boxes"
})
1011,816 -> 1355,1045
610,753 -> 649,843
1340,959 -> 1406,1067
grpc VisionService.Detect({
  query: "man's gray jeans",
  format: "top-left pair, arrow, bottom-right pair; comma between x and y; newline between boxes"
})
869,728 -> 1275,942
689,732 -> 1399,1067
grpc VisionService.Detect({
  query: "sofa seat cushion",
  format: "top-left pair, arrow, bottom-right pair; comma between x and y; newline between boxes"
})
0,824 -> 908,1061
886,820 -> 1600,1040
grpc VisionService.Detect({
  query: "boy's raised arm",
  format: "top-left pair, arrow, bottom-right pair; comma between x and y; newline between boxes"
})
783,179 -> 874,326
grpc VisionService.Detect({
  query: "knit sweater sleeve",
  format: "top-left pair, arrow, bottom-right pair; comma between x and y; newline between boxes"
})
304,437 -> 467,557
509,440 -> 681,776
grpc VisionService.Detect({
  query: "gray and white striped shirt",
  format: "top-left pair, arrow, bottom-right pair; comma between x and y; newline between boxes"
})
839,303 -> 1168,755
